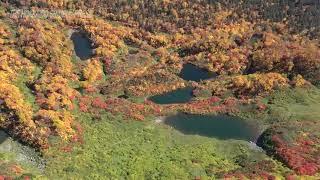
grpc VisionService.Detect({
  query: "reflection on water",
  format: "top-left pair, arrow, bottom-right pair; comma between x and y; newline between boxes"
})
179,63 -> 217,82
149,87 -> 194,104
164,113 -> 259,141
71,31 -> 93,60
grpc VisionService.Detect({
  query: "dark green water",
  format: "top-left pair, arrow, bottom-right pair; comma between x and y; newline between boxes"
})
149,64 -> 217,104
71,31 -> 93,60
164,113 -> 259,141
179,63 -> 217,82
149,87 -> 194,104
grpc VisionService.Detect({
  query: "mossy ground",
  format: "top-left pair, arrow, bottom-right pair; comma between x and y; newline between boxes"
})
267,87 -> 320,121
43,112 -> 274,179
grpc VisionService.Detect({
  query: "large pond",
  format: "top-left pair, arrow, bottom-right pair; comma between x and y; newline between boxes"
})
163,113 -> 259,141
0,130 -> 45,171
179,63 -> 217,82
71,31 -> 93,60
148,87 -> 194,104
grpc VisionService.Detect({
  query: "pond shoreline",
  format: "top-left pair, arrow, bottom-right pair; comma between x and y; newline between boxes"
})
154,112 -> 265,144
70,29 -> 94,60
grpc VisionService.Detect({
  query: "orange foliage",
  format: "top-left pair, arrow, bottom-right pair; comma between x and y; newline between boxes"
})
0,21 -> 11,45
35,75 -> 78,110
16,17 -> 79,141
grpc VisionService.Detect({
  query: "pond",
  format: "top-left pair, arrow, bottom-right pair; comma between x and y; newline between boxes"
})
179,63 -> 217,82
71,31 -> 93,60
0,130 -> 45,171
163,113 -> 259,141
148,87 -> 194,104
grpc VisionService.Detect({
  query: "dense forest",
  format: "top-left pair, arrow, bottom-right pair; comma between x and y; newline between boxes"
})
0,0 -> 319,179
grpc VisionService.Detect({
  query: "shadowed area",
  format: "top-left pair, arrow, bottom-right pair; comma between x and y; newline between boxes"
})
0,130 -> 8,145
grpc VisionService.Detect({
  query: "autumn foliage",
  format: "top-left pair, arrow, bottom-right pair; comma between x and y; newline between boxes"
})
82,59 -> 104,83
0,17 -> 80,144
0,1 -> 319,178
258,120 -> 320,176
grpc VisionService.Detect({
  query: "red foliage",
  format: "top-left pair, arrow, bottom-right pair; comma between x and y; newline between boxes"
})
92,98 -> 108,109
257,103 -> 267,111
224,160 -> 276,180
128,112 -> 145,121
211,105 -> 224,112
224,171 -> 275,180
285,174 -> 296,180
71,123 -> 84,144
35,93 -> 47,106
79,96 -> 92,112
69,94 -> 77,100
223,97 -> 237,107
224,173 -> 246,180
295,163 -> 318,175
103,57 -> 112,72
144,99 -> 153,105
194,176 -> 201,180
61,145 -> 73,153
79,102 -> 88,112
271,134 -> 320,175
84,86 -> 99,93
209,96 -> 221,103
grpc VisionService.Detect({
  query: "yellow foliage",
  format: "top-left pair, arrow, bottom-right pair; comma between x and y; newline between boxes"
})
63,16 -> 128,58
0,82 -> 35,128
146,33 -> 170,47
292,75 -> 310,87
214,10 -> 233,24
0,21 -> 11,45
0,47 -> 35,81
83,59 -> 104,83
210,20 -> 254,49
0,21 -> 37,131
264,32 -> 281,47
231,73 -> 289,96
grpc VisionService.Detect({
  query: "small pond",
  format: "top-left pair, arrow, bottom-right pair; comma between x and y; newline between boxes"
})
148,87 -> 194,104
164,113 -> 259,141
0,130 -> 45,171
71,31 -> 93,60
179,63 -> 217,82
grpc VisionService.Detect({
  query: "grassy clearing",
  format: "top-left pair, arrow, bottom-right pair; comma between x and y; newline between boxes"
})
43,112 -> 273,179
267,87 -> 320,121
